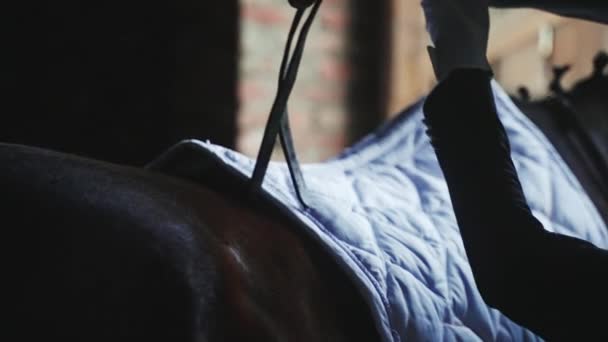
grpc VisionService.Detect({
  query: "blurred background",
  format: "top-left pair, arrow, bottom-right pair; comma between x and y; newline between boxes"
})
3,0 -> 607,165
239,0 -> 608,162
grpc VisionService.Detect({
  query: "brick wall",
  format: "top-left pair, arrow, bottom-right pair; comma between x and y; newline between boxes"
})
238,0 -> 353,162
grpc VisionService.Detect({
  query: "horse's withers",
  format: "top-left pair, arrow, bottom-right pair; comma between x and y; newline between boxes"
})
1,143 -> 379,342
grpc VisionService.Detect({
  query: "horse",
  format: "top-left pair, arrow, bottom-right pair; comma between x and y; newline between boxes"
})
4,1 -> 607,341
2,142 -> 380,341
6,64 -> 607,340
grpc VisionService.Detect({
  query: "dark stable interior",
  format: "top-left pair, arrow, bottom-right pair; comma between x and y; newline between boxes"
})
513,54 -> 608,225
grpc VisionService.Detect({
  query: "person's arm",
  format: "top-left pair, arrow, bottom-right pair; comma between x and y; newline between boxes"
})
424,68 -> 608,340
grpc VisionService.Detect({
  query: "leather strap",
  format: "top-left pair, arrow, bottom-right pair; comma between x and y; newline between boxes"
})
250,1 -> 322,208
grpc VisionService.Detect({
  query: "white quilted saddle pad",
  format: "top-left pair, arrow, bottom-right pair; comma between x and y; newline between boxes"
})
150,81 -> 608,342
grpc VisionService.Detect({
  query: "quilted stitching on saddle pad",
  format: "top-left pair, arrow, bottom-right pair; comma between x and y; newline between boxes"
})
153,81 -> 608,342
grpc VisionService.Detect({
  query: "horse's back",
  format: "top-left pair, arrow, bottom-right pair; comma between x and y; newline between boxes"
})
1,144 -> 214,342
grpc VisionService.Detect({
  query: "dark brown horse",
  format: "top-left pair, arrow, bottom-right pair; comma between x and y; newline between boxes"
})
4,1 -> 606,341
2,143 -> 380,341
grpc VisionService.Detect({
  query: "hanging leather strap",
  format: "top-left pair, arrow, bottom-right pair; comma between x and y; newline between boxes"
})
250,1 -> 322,208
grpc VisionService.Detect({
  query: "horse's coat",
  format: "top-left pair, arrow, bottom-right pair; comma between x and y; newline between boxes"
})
151,81 -> 608,341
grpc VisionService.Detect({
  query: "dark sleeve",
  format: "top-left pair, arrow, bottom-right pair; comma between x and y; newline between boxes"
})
423,68 -> 608,340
